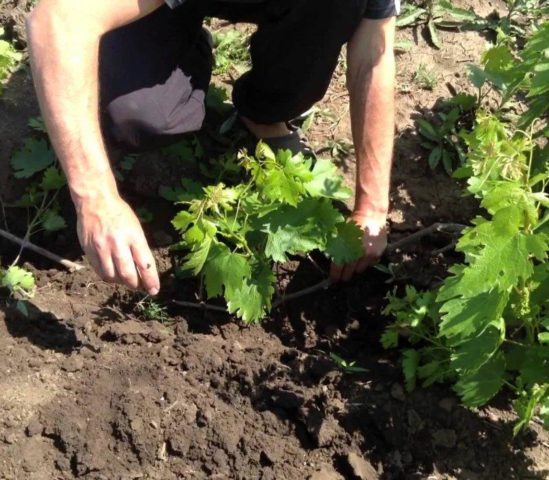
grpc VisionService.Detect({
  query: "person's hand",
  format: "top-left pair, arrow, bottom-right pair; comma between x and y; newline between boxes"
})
330,211 -> 388,282
75,193 -> 160,295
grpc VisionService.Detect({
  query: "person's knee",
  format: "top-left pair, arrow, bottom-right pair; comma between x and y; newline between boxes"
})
106,69 -> 207,151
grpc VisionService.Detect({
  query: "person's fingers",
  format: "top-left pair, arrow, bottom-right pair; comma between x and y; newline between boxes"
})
356,257 -> 371,274
341,261 -> 358,282
330,263 -> 344,283
95,242 -> 117,282
112,243 -> 140,290
131,242 -> 160,295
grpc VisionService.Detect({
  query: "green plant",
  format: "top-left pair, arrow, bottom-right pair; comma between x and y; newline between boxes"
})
135,298 -> 170,324
413,63 -> 438,90
9,137 -> 67,239
396,0 -> 481,49
383,111 -> 549,433
212,29 -> 250,75
417,93 -> 476,174
330,353 -> 368,374
168,143 -> 363,323
0,27 -> 22,91
0,266 -> 36,298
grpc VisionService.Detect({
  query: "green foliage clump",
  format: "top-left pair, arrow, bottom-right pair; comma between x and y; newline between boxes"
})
0,27 -> 22,90
169,144 -> 363,323
212,29 -> 251,75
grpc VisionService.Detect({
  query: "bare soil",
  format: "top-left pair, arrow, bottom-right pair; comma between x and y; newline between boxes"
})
1,1 -> 548,479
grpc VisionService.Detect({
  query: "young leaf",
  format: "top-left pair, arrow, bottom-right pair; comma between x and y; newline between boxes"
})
325,221 -> 363,266
10,138 -> 56,179
41,166 -> 66,191
1,266 -> 36,295
454,352 -> 506,407
226,262 -> 275,323
202,242 -> 251,299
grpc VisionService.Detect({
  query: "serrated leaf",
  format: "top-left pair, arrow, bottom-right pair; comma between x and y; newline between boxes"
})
305,159 -> 352,200
41,166 -> 66,191
325,221 -> 363,266
262,199 -> 342,262
10,138 -> 56,179
226,262 -> 275,323
381,329 -> 399,349
182,235 -> 213,275
42,210 -> 66,232
172,210 -> 194,232
203,242 -> 251,299
438,286 -> 508,342
454,352 -> 506,407
1,266 -> 35,295
451,320 -> 504,372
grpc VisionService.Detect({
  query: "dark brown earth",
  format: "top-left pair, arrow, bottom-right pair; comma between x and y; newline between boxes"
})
1,1 -> 548,479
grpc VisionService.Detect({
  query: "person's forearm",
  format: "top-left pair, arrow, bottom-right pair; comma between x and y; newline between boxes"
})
26,0 -> 162,209
348,22 -> 396,225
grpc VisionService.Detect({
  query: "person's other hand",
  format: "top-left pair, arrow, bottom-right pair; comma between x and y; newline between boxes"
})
76,193 -> 160,295
330,211 -> 388,282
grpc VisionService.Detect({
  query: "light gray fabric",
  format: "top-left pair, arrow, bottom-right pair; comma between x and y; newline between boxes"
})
108,68 -> 206,148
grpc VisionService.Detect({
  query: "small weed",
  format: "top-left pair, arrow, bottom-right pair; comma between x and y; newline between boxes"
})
135,298 -> 170,324
413,63 -> 438,91
330,353 -> 369,374
212,29 -> 250,75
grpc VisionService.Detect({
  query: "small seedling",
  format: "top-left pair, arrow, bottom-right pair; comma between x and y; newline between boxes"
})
330,353 -> 368,374
413,63 -> 438,91
135,298 -> 170,324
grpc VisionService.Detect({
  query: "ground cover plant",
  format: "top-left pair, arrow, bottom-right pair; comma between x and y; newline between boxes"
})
383,20 -> 549,433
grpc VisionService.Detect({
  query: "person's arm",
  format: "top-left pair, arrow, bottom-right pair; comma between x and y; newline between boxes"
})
26,0 -> 164,294
331,17 -> 396,282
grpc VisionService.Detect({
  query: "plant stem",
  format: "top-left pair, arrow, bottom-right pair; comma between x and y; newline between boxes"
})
387,223 -> 466,253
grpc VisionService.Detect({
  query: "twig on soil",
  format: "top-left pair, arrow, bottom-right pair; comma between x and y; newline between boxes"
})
387,222 -> 466,253
273,278 -> 332,309
171,299 -> 229,314
0,228 -> 85,272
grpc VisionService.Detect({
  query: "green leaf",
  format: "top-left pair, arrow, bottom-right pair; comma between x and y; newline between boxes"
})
172,210 -> 194,232
304,159 -> 352,200
182,235 -> 213,275
402,349 -> 420,392
451,321 -> 504,372
396,5 -> 426,27
262,199 -> 342,263
10,139 -> 56,179
41,210 -> 66,232
226,262 -> 275,323
438,288 -> 509,342
41,166 -> 66,191
417,118 -> 439,142
520,347 -> 549,387
325,221 -> 363,266
428,146 -> 442,169
1,266 -> 35,295
513,385 -> 549,435
427,18 -> 441,49
381,329 -> 399,349
454,352 -> 506,407
202,242 -> 251,299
